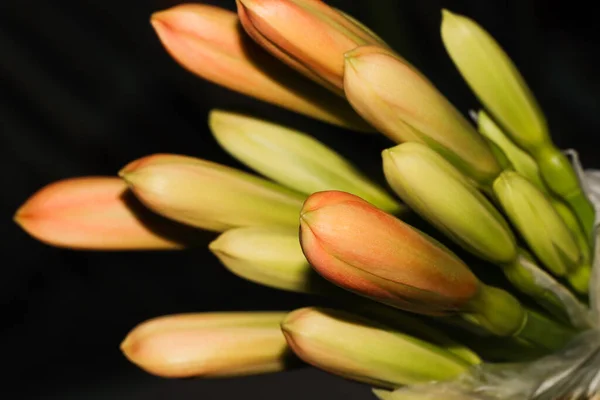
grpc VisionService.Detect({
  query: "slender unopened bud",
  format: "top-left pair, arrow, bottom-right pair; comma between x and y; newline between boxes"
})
299,190 -> 479,315
14,177 -> 201,250
209,227 -> 323,293
151,4 -> 371,131
383,142 -> 516,264
344,46 -> 501,187
442,11 -> 595,235
282,307 -> 470,389
120,154 -> 304,232
121,312 -> 293,378
236,0 -> 388,93
493,171 -> 582,279
210,110 -> 402,214
441,10 -> 548,151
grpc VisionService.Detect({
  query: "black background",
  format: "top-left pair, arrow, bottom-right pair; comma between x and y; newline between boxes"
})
2,0 -> 599,399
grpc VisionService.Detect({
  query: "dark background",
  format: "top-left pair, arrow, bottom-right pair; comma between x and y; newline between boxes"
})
2,0 -> 599,398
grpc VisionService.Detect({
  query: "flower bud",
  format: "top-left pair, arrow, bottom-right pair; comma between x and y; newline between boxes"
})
14,177 -> 200,250
299,192 -> 545,339
236,0 -> 388,93
282,307 -> 470,389
210,110 -> 402,214
344,46 -> 501,187
151,4 -> 371,131
441,10 -> 548,151
120,154 -> 305,232
209,226 -> 323,293
493,171 -> 581,278
299,190 -> 480,315
383,142 -> 516,264
121,312 -> 293,378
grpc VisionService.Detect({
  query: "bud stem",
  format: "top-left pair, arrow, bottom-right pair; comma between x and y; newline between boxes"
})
535,146 -> 595,241
502,254 -> 590,328
515,310 -> 575,351
463,285 -> 575,350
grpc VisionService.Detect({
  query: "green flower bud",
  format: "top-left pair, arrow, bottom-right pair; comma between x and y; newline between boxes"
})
493,171 -> 581,278
119,154 -> 305,232
282,307 -> 470,389
209,226 -> 322,293
383,142 -> 516,264
210,110 -> 402,214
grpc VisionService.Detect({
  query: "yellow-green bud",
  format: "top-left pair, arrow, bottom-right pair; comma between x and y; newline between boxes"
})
441,10 -> 548,150
209,226 -> 322,293
493,171 -> 581,277
119,154 -> 305,232
383,142 -> 516,264
282,307 -> 470,389
210,110 -> 402,214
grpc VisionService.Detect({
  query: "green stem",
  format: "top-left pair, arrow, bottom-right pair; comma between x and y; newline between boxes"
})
535,145 -> 595,240
464,284 -> 576,350
515,309 -> 575,351
502,258 -> 570,323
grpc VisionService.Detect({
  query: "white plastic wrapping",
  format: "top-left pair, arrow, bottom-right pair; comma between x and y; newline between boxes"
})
375,152 -> 600,400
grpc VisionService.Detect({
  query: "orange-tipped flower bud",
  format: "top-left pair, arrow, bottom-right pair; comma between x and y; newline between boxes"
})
299,191 -> 480,315
236,0 -> 388,93
121,312 -> 293,378
151,4 -> 371,131
344,46 -> 502,187
14,177 -> 199,250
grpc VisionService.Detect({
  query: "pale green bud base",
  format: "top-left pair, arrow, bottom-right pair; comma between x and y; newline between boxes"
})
566,264 -> 591,295
463,284 -> 526,337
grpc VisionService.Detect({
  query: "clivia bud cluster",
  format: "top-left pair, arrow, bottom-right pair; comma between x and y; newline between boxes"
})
15,1 -> 598,399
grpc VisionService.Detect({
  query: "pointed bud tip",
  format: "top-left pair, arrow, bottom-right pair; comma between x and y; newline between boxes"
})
149,9 -> 176,37
208,109 -> 241,134
120,334 -> 133,354
13,207 -> 27,228
302,190 -> 358,214
118,154 -> 175,183
440,9 -> 463,29
344,45 -> 385,62
207,236 -> 227,256
441,9 -> 456,20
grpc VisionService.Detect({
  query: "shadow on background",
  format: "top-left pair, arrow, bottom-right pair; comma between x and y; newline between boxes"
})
1,0 -> 599,398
